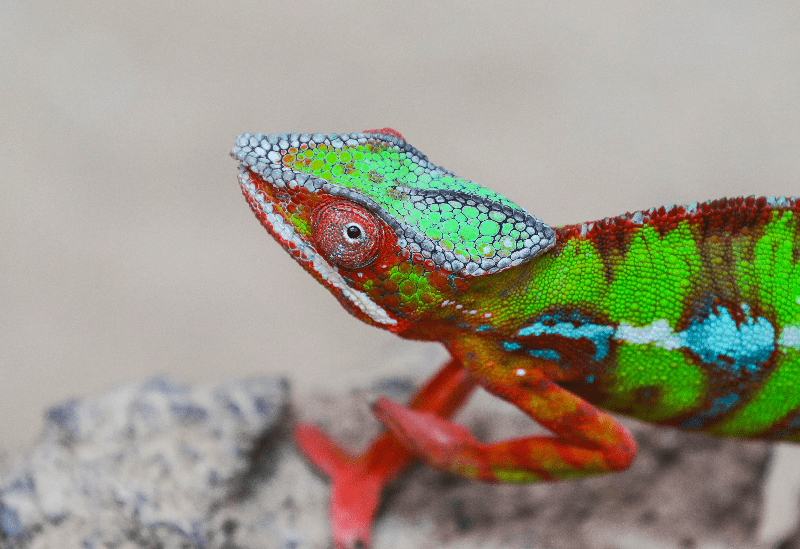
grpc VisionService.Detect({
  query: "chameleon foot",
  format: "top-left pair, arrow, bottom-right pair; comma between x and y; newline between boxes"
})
294,423 -> 399,548
372,397 -> 484,473
293,358 -> 477,547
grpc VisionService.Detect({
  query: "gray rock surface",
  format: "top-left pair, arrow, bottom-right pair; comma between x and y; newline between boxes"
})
0,376 -> 288,548
0,375 -> 782,549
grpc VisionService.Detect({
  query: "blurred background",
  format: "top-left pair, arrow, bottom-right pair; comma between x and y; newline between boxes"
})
1,1 -> 799,451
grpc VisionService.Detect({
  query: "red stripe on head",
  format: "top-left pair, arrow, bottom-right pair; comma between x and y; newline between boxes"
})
363,128 -> 405,140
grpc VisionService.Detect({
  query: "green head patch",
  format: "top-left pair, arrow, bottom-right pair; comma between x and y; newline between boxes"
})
233,129 -> 555,278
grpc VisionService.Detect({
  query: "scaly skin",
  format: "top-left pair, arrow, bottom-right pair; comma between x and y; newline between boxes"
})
232,128 -> 800,547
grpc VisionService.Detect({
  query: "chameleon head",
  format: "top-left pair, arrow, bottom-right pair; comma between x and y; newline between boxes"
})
231,129 -> 555,331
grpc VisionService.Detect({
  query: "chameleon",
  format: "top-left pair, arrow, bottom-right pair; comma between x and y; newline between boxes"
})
231,128 -> 800,548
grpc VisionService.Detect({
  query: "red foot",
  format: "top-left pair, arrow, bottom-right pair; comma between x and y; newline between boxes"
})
294,422 -> 412,549
294,358 -> 476,547
372,397 -> 483,473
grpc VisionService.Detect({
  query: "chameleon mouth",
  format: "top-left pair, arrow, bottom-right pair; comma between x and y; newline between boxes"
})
236,166 -> 397,326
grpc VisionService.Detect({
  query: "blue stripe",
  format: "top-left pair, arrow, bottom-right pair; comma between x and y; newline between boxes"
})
681,393 -> 740,429
518,317 -> 614,362
682,305 -> 774,375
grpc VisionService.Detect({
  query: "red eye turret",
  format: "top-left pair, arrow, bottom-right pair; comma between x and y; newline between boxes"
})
313,200 -> 384,269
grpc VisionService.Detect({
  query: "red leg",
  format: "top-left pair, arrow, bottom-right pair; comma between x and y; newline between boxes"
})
372,369 -> 636,483
293,357 -> 477,548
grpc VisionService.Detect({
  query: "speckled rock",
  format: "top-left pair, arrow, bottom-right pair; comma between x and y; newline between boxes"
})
0,376 -> 288,548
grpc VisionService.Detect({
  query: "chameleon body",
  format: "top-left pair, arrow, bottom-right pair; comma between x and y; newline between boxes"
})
232,129 -> 800,547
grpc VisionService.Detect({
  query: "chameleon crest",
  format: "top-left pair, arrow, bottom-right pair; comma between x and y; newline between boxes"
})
232,128 -> 554,327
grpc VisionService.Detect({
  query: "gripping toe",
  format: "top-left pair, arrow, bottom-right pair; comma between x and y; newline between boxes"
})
293,422 -> 355,477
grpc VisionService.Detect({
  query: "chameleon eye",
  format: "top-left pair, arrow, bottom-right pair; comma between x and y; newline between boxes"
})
346,225 -> 362,239
313,200 -> 384,269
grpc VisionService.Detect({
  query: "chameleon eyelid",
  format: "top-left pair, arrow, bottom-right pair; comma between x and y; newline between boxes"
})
312,200 -> 384,270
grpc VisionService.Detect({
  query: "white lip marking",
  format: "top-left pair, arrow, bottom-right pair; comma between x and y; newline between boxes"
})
240,170 -> 397,326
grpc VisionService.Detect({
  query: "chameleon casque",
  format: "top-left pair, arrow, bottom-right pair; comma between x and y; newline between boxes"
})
232,128 -> 800,548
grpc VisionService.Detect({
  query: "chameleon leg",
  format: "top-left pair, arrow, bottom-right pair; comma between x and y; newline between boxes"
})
371,369 -> 636,483
293,357 -> 477,549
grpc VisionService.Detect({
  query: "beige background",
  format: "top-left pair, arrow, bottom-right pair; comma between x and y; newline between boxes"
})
2,1 -> 799,451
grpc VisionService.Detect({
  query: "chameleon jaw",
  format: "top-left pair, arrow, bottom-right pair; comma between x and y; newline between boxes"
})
237,167 -> 398,327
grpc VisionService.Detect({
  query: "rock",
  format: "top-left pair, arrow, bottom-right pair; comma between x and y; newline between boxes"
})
0,376 -> 288,548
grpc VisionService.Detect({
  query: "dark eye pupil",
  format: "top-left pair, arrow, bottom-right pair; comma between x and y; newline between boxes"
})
347,225 -> 361,238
